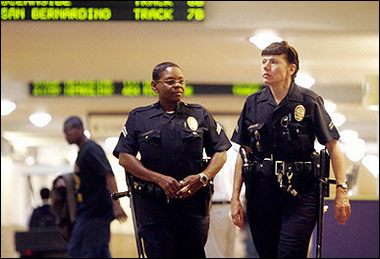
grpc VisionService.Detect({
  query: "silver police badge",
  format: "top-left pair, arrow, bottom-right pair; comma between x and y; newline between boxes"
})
294,105 -> 306,122
187,116 -> 198,131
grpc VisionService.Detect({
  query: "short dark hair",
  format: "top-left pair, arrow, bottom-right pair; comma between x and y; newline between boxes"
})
261,41 -> 300,80
152,62 -> 181,81
64,116 -> 83,128
40,188 -> 50,199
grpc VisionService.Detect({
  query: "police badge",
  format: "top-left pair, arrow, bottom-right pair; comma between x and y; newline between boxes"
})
294,105 -> 306,122
187,116 -> 198,131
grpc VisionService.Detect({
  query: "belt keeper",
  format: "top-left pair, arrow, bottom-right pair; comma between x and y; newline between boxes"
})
304,161 -> 312,175
262,158 -> 272,176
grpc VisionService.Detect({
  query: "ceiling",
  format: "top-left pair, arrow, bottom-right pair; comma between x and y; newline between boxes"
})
1,1 -> 379,153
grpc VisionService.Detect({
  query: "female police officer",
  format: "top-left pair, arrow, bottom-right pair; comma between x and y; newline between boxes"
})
230,41 -> 351,258
113,62 -> 231,258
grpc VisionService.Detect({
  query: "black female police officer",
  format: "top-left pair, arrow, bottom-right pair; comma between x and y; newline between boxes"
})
230,41 -> 351,258
113,62 -> 231,258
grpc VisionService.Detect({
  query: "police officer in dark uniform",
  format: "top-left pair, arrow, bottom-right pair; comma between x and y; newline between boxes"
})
230,41 -> 351,258
113,62 -> 231,258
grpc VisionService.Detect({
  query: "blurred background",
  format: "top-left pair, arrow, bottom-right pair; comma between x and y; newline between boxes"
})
1,1 -> 379,258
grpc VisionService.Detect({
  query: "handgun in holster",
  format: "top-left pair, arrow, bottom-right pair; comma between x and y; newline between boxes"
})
239,146 -> 253,183
199,158 -> 214,216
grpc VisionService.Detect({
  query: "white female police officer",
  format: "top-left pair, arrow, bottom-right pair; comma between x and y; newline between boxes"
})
230,41 -> 351,258
113,62 -> 231,258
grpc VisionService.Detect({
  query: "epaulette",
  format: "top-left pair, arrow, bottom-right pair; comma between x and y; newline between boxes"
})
182,102 -> 204,109
300,87 -> 320,100
130,103 -> 157,114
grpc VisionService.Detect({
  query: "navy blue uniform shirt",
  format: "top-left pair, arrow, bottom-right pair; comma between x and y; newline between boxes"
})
113,101 -> 231,180
232,82 -> 340,161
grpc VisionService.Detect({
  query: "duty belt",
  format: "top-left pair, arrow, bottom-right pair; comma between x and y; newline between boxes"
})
253,159 -> 313,177
252,158 -> 313,199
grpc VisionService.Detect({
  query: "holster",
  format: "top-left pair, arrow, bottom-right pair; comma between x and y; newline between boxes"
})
190,158 -> 213,216
240,146 -> 254,183
197,181 -> 214,216
127,174 -> 166,201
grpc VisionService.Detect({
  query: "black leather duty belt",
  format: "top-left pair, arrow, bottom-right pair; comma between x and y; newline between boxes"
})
253,160 -> 313,177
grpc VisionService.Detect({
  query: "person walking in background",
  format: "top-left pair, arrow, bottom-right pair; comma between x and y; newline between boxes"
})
113,62 -> 231,258
29,187 -> 57,230
230,41 -> 351,258
62,116 -> 127,258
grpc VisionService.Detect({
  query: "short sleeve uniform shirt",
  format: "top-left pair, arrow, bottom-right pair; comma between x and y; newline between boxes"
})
231,82 -> 340,161
113,102 -> 232,180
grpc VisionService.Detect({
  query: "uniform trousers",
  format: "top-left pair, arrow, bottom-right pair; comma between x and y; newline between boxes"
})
245,174 -> 319,258
134,193 -> 210,258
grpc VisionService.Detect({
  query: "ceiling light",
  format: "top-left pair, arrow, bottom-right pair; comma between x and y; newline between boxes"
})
29,113 -> 52,127
84,130 -> 91,139
105,137 -> 118,150
362,155 -> 379,178
367,105 -> 379,111
324,100 -> 337,115
330,113 -> 346,128
248,30 -> 283,50
66,150 -> 77,165
1,100 -> 16,116
295,74 -> 315,89
346,138 -> 366,162
339,130 -> 359,144
362,75 -> 379,108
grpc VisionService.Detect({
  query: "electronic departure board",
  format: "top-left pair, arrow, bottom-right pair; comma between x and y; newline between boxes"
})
29,80 -> 264,97
1,1 -> 205,21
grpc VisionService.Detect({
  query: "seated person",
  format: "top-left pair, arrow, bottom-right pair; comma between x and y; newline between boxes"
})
29,187 -> 57,230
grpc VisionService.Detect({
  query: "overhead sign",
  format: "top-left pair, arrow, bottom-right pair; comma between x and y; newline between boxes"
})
1,1 -> 206,21
29,80 -> 264,97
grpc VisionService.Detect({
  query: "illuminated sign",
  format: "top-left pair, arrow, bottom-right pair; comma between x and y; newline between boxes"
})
1,1 -> 205,21
29,80 -> 264,97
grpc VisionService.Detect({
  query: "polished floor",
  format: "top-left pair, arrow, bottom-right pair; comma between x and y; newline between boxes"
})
1,225 -> 138,258
1,225 -> 249,258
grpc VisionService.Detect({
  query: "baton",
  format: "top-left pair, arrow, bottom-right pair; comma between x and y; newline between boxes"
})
111,190 -> 130,200
111,172 -> 145,258
316,149 -> 336,258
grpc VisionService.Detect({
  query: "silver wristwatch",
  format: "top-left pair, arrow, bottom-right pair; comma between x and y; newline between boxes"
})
198,173 -> 208,187
336,181 -> 348,189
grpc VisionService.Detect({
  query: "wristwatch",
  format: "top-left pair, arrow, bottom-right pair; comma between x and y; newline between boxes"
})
336,181 -> 348,189
198,173 -> 209,187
